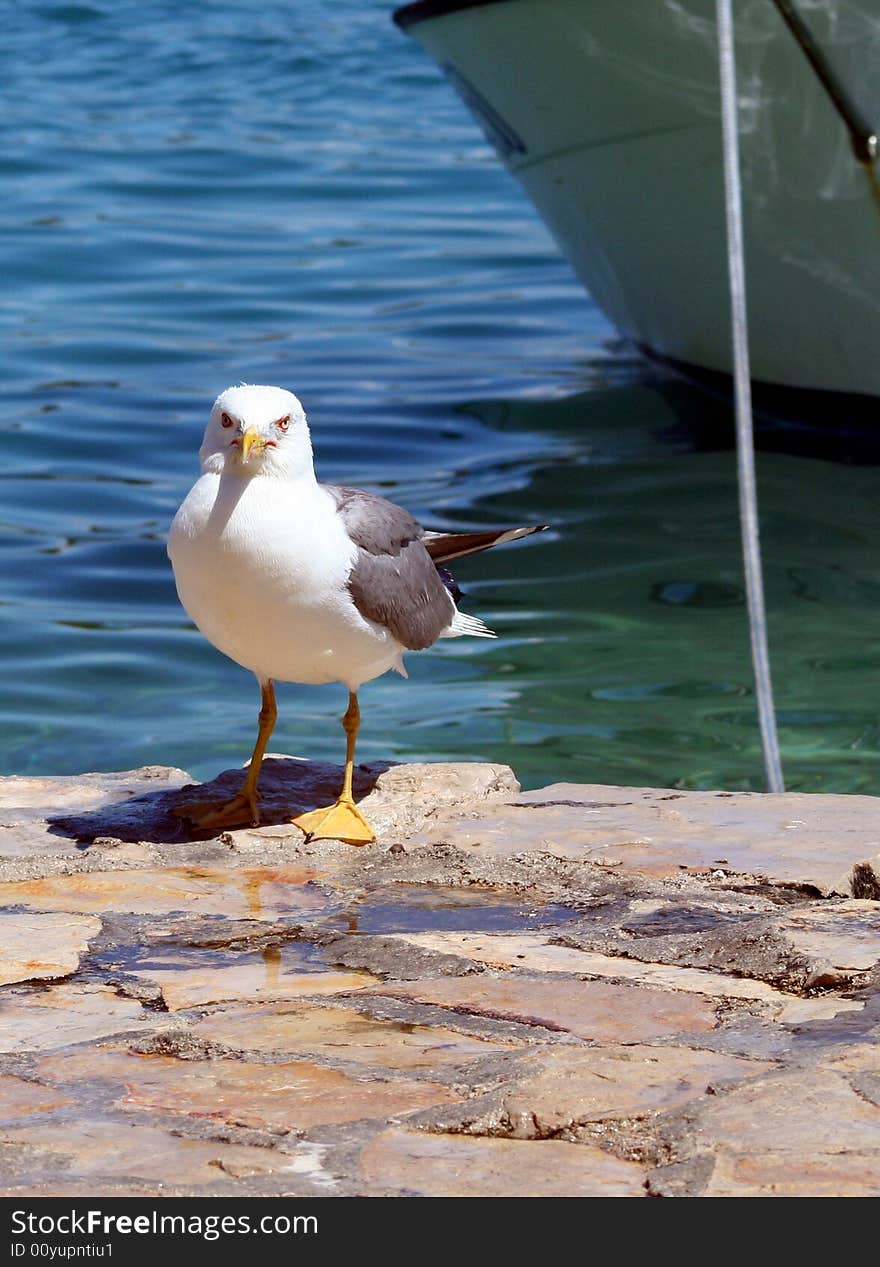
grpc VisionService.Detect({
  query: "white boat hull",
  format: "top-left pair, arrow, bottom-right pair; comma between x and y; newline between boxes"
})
396,0 -> 880,399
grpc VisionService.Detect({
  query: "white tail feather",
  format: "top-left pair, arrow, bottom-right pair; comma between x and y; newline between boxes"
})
445,610 -> 497,639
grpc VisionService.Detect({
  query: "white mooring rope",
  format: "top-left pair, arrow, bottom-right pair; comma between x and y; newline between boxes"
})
716,0 -> 785,791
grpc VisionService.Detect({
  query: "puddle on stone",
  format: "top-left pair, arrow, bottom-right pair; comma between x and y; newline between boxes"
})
91,938 -> 328,977
92,938 -> 377,1010
621,907 -> 745,937
326,885 -> 582,936
0,865 -> 331,922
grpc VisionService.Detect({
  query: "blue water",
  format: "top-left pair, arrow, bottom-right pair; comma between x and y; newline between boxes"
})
4,0 -> 880,795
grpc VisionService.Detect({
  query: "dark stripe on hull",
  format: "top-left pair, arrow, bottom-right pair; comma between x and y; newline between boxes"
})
394,0 -> 518,32
640,343 -> 880,461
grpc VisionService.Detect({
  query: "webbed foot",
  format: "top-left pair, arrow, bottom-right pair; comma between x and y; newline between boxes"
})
172,789 -> 260,830
291,796 -> 375,846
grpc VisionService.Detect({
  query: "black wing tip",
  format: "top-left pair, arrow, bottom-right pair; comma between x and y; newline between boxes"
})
423,522 -> 550,565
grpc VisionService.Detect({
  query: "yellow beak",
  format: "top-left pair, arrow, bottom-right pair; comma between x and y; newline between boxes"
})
240,427 -> 262,464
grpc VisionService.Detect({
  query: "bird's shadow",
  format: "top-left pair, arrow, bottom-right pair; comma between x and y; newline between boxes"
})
47,756 -> 392,848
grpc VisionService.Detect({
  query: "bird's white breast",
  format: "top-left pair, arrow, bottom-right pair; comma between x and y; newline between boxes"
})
168,473 -> 403,687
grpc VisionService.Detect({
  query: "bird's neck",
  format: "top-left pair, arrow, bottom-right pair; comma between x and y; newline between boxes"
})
204,458 -> 318,484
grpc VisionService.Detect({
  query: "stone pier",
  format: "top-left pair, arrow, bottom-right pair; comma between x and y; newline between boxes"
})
0,757 -> 877,1196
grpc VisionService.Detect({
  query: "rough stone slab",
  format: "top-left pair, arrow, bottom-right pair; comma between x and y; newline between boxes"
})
2,760 -> 878,1198
192,1002 -> 523,1068
320,932 -> 484,982
360,1127 -> 647,1196
0,1075 -> 73,1120
671,1068 -> 880,1159
352,761 -> 520,842
819,1042 -> 880,1076
518,784 -> 880,895
0,984 -> 177,1053
0,1115 -> 313,1193
124,757 -> 517,845
560,899 -> 880,995
437,1045 -> 776,1138
0,865 -> 330,920
0,768 -> 189,815
4,764 -> 880,899
133,958 -> 379,1012
702,1151 -> 880,1197
368,975 -> 718,1042
406,782 -> 880,894
772,901 -> 880,979
382,932 -> 865,1025
37,1047 -> 462,1134
647,1064 -> 880,1194
0,759 -> 521,876
0,767 -> 190,862
0,1184 -> 172,1197
0,912 -> 101,986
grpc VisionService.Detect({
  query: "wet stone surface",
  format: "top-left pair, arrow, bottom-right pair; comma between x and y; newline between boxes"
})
0,760 -> 877,1196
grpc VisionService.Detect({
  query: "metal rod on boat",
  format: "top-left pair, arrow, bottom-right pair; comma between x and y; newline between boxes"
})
716,0 -> 785,793
771,0 -> 877,164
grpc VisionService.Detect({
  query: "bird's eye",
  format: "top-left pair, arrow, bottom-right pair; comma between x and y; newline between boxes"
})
220,412 -> 234,429
275,415 -> 290,432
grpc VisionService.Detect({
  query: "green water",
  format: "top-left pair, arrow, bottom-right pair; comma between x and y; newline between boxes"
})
3,1 -> 880,795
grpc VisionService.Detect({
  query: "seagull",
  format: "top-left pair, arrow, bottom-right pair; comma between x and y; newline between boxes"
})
167,384 -> 545,845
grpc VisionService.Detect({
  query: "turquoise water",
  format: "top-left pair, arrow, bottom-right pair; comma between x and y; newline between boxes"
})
4,1 -> 880,795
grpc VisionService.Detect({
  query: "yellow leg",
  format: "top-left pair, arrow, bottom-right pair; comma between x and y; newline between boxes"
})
292,691 -> 375,846
174,680 -> 277,829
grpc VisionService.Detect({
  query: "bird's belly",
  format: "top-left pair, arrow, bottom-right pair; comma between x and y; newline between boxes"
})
169,477 -> 402,687
187,585 -> 396,685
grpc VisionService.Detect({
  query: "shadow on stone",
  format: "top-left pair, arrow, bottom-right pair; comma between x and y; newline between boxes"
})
47,756 -> 391,847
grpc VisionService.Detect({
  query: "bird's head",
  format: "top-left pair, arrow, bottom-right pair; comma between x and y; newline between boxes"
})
199,384 -> 314,480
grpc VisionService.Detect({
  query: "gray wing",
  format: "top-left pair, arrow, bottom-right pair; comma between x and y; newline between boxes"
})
326,485 -> 455,651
